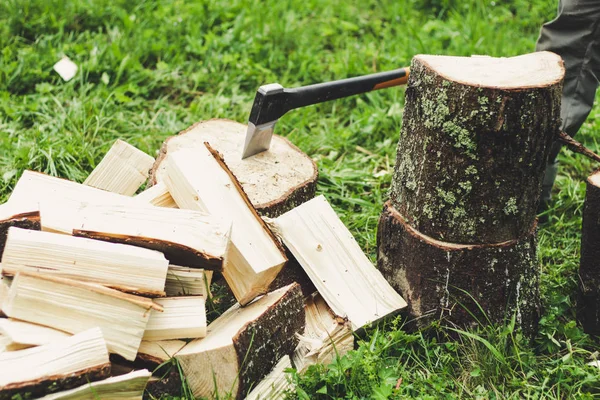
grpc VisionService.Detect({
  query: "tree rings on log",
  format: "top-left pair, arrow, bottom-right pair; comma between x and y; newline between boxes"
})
377,202 -> 540,334
579,171 -> 600,335
390,52 -> 564,243
150,119 -> 318,217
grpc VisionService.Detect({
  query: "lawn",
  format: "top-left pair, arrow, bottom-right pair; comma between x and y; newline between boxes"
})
1,0 -> 600,398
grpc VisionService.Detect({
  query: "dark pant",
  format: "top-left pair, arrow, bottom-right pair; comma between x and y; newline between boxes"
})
536,0 -> 600,203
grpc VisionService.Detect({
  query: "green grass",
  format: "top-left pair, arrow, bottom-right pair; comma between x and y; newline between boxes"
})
2,0 -> 600,398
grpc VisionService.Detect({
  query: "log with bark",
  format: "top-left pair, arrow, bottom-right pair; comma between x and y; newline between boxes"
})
579,170 -> 600,335
377,202 -> 540,333
0,328 -> 110,400
150,119 -> 318,217
389,52 -> 564,243
175,283 -> 304,399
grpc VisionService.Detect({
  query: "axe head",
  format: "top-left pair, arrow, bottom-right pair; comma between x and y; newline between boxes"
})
242,83 -> 285,159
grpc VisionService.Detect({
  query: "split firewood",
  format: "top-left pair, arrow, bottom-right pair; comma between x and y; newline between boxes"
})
150,119 -> 318,217
272,195 -> 407,330
134,181 -> 178,208
1,227 -> 169,296
83,139 -> 155,196
68,203 -> 229,269
137,339 -> 186,365
165,265 -> 212,297
0,319 -> 70,351
176,283 -> 304,399
378,202 -> 540,332
7,171 -> 136,235
389,52 -> 564,244
143,297 -> 207,341
0,335 -> 10,353
3,273 -> 161,360
38,369 -> 151,400
0,202 -> 40,259
245,355 -> 293,400
579,170 -> 600,335
0,277 -> 10,317
0,327 -> 110,400
293,294 -> 354,373
165,146 -> 287,305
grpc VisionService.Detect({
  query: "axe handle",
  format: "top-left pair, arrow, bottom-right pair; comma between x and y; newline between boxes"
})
250,67 -> 410,126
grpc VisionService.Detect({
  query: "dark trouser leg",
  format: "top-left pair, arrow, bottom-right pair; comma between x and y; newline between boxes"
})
536,0 -> 600,204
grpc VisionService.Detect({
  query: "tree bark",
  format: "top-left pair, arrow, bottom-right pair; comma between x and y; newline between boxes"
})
0,211 -> 40,259
579,172 -> 600,335
149,119 -> 318,218
390,53 -> 564,243
377,202 -> 540,334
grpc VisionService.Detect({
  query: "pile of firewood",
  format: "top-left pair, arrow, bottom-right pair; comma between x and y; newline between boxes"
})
0,119 -> 407,399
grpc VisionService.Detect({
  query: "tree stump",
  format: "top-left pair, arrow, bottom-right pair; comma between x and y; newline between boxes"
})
378,202 -> 540,333
579,171 -> 600,335
150,119 -> 318,218
379,52 -> 564,331
390,52 -> 564,243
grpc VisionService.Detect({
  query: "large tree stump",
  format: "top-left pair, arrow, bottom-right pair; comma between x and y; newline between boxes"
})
379,52 -> 564,332
390,52 -> 564,243
150,119 -> 318,218
579,171 -> 600,335
378,202 -> 540,333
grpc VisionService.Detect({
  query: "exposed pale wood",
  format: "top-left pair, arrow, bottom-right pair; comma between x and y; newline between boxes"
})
3,273 -> 158,360
143,297 -> 207,341
165,265 -> 212,297
84,139 -> 155,196
0,276 -> 10,317
134,182 -> 178,208
70,203 -> 229,269
8,171 -> 136,234
176,283 -> 304,399
272,195 -> 407,330
0,328 -> 110,399
0,202 -> 40,259
377,202 -> 540,333
150,119 -> 318,217
390,52 -> 564,243
293,294 -> 353,373
245,356 -> 293,400
137,340 -> 186,365
1,227 -> 169,296
0,319 -> 70,350
39,369 -> 151,400
416,52 -> 563,89
165,145 -> 287,305
579,171 -> 600,335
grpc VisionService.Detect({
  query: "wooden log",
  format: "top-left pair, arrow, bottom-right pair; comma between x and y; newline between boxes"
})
165,265 -> 212,297
143,297 -> 207,341
1,227 -> 169,297
137,340 -> 186,365
84,139 -> 155,196
150,119 -> 318,218
38,369 -> 151,400
377,202 -> 540,333
390,52 -> 564,243
292,293 -> 353,373
0,202 -> 40,259
134,181 -> 178,208
245,355 -> 293,400
0,319 -> 70,350
272,195 -> 407,330
69,203 -> 229,269
176,283 -> 304,399
3,273 -> 160,360
0,328 -> 110,400
579,171 -> 600,335
165,145 -> 287,306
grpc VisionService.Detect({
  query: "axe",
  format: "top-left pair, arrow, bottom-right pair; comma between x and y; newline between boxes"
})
242,67 -> 410,159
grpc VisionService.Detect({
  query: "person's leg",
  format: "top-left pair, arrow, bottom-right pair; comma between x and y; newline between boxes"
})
536,0 -> 600,207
